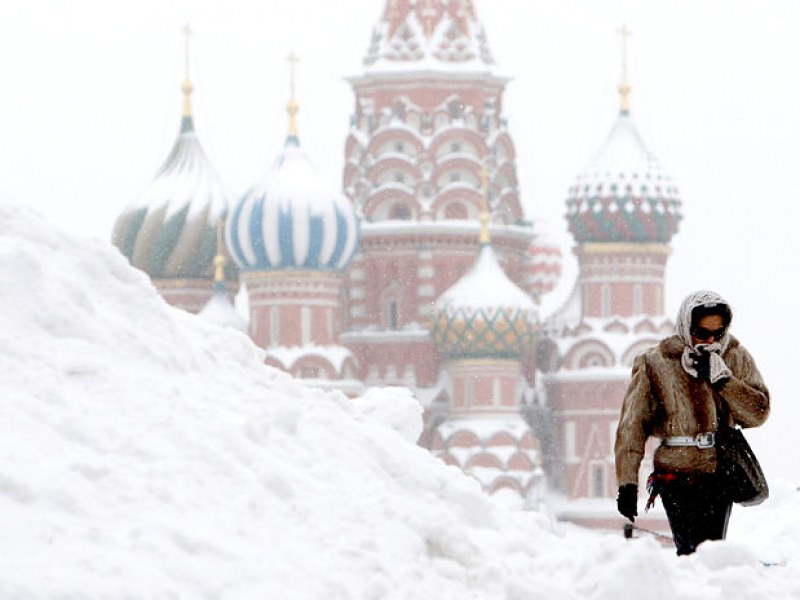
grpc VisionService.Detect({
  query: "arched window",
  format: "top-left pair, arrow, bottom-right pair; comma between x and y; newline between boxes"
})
389,203 -> 411,220
633,284 -> 644,314
465,377 -> 474,406
600,284 -> 611,318
270,307 -> 280,346
448,100 -> 464,119
300,366 -> 319,379
392,101 -> 405,119
444,203 -> 468,219
381,282 -> 403,330
301,306 -> 311,345
387,300 -> 399,330
591,463 -> 606,498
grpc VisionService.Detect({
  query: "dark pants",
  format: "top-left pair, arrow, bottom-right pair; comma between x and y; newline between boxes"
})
660,474 -> 732,555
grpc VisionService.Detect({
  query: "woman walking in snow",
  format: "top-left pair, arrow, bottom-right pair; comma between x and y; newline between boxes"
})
615,290 -> 769,555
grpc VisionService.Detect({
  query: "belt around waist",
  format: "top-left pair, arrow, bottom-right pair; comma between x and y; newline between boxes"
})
662,432 -> 715,449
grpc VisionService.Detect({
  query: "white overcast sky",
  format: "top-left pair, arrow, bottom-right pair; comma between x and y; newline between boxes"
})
2,0 -> 799,480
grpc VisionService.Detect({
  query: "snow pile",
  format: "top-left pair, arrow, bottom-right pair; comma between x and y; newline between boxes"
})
1,204 -> 800,599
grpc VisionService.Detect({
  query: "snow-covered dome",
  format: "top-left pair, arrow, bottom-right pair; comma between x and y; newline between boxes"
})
431,245 -> 537,359
112,111 -> 235,282
565,112 -> 682,243
226,135 -> 359,272
526,225 -> 563,300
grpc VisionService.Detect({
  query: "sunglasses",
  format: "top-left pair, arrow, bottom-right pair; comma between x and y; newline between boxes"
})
691,326 -> 726,341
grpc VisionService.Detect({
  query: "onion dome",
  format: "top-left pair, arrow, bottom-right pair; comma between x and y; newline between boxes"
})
565,114 -> 682,243
226,69 -> 359,272
113,28 -> 236,283
432,198 -> 536,359
525,227 -> 563,300
565,31 -> 682,244
432,245 -> 536,358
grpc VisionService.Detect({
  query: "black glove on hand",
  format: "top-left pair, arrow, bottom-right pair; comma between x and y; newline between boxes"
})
692,348 -> 711,381
617,484 -> 638,522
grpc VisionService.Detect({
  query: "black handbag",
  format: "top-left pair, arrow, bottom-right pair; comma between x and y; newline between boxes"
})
715,426 -> 768,506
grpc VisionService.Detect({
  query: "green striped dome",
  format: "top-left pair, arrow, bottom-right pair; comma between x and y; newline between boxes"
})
565,113 -> 682,244
432,245 -> 537,359
112,116 -> 236,282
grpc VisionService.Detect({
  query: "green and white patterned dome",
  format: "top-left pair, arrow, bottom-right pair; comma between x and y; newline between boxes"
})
113,78 -> 236,284
431,245 -> 537,359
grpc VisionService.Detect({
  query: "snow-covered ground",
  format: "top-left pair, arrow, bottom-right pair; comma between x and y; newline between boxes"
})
1,203 -> 799,599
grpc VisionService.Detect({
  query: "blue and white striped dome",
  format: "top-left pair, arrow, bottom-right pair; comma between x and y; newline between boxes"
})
227,136 -> 359,272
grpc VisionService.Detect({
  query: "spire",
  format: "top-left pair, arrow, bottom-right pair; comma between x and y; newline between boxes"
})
286,52 -> 300,140
364,0 -> 494,69
213,218 -> 226,291
617,24 -> 632,115
181,24 -> 195,133
479,163 -> 490,245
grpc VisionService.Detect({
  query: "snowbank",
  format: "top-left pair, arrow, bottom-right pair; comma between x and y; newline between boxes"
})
1,204 -> 799,599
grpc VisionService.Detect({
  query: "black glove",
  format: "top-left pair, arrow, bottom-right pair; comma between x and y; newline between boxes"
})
692,348 -> 711,381
617,484 -> 638,522
712,371 -> 730,391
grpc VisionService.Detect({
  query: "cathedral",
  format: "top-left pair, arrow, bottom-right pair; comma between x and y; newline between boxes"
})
113,1 -> 681,528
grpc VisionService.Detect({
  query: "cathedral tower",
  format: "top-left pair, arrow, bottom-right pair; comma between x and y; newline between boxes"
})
341,0 -> 560,391
112,26 -> 238,312
226,57 -> 361,391
429,178 -> 543,499
542,28 -> 681,527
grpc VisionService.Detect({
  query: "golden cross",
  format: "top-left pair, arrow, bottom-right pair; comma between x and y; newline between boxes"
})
617,24 -> 632,113
182,23 -> 193,82
618,24 -> 631,84
286,52 -> 300,137
287,51 -> 300,101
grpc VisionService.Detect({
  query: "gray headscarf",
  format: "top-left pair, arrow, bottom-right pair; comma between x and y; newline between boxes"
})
676,290 -> 733,383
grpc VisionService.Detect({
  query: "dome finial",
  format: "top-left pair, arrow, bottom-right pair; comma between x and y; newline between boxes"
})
181,24 -> 194,117
213,218 -> 226,291
617,24 -> 632,115
180,23 -> 195,133
286,51 -> 300,139
479,163 -> 491,245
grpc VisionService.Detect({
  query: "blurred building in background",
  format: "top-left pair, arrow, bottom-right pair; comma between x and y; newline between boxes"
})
112,2 -> 681,528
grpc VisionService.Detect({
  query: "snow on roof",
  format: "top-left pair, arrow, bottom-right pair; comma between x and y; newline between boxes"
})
4,204 -> 800,596
227,137 -> 359,272
198,291 -> 248,333
568,112 -> 680,202
340,326 -> 431,345
122,124 -> 229,223
361,220 -> 534,244
111,118 -> 234,280
545,313 -> 672,371
438,245 -> 536,315
264,343 -> 354,374
436,413 -> 534,441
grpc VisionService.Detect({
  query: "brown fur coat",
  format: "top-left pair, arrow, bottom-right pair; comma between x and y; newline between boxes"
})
615,334 -> 770,487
